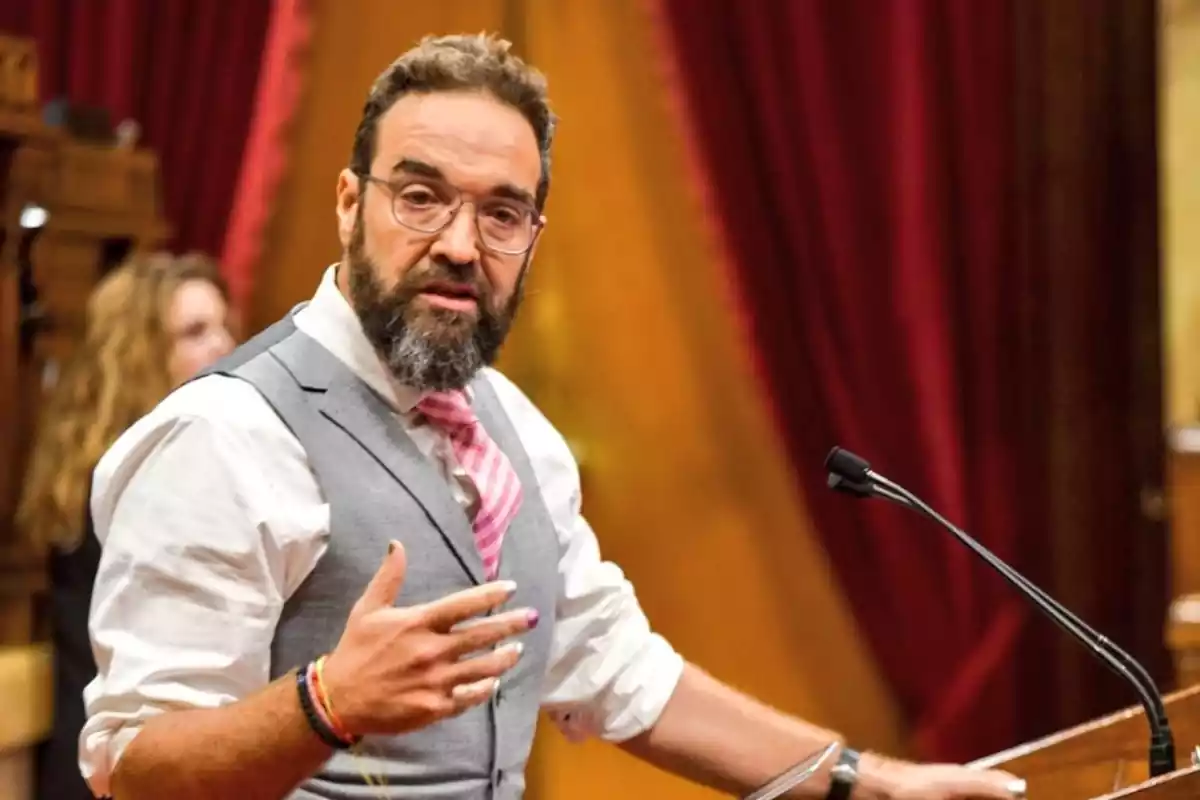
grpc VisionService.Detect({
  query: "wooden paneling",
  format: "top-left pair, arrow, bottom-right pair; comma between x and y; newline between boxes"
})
1167,427 -> 1200,686
0,645 -> 51,752
1164,0 -> 1200,426
254,2 -> 905,797
1169,428 -> 1200,599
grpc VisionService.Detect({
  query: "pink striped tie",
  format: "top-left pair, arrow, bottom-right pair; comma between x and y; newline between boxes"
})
417,390 -> 522,579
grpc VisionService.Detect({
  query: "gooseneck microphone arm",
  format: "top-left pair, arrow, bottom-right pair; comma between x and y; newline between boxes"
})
824,447 -> 1176,778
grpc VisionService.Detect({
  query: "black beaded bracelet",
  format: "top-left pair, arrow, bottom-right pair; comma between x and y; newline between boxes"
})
295,666 -> 354,750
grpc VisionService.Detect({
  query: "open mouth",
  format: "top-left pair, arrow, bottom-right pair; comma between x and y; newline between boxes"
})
417,281 -> 480,311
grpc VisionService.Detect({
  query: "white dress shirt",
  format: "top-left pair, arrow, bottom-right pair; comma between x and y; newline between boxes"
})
80,267 -> 684,796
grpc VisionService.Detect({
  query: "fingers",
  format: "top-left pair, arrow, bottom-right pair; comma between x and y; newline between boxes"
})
357,540 -> 408,612
450,677 -> 501,710
974,770 -> 1025,799
942,770 -> 1026,799
891,765 -> 1026,799
444,608 -> 537,658
408,643 -> 521,724
416,579 -> 519,631
1004,777 -> 1028,798
441,641 -> 524,687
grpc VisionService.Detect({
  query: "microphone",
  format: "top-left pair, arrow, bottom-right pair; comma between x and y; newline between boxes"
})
823,446 -> 1176,778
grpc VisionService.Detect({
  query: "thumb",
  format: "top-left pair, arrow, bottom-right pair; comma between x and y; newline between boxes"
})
359,540 -> 407,611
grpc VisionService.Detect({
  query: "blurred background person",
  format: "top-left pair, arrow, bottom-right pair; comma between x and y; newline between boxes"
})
16,252 -> 235,800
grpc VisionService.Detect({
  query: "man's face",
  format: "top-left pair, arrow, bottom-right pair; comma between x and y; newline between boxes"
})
334,90 -> 545,392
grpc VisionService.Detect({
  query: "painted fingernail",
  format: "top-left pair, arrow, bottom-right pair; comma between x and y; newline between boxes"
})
526,609 -> 540,628
387,540 -> 398,555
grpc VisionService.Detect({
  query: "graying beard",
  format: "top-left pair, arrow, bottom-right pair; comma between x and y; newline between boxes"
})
384,325 -> 484,392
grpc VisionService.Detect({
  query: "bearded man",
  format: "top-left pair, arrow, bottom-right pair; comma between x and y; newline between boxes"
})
81,33 -> 1025,800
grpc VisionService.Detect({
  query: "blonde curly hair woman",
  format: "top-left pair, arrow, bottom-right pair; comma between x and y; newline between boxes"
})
19,251 -> 235,800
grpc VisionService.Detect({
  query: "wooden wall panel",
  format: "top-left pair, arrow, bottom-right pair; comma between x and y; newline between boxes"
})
1164,0 -> 1200,426
251,1 -> 906,797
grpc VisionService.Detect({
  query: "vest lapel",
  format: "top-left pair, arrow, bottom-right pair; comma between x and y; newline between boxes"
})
274,332 -> 487,586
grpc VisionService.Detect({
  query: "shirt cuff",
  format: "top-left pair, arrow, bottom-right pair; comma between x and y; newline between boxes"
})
79,714 -> 147,798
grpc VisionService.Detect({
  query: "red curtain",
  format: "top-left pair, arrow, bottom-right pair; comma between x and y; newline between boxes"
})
0,0 -> 273,258
650,0 -> 1034,760
220,0 -> 314,319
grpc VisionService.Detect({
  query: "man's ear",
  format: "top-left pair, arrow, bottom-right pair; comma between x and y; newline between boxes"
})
335,168 -> 361,248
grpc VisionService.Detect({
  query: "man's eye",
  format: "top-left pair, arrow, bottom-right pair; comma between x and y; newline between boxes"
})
486,205 -> 522,226
400,189 -> 440,206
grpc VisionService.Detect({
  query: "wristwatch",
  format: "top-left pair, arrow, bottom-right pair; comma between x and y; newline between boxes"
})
826,747 -> 860,800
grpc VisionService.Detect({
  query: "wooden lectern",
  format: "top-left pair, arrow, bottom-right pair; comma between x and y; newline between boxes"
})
968,685 -> 1200,798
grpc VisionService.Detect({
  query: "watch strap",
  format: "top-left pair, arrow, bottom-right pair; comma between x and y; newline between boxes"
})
826,747 -> 861,800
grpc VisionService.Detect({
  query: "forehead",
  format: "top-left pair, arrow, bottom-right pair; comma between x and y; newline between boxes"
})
170,279 -> 224,317
373,91 -> 541,196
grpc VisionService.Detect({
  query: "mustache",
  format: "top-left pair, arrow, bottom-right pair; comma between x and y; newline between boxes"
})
400,261 -> 486,295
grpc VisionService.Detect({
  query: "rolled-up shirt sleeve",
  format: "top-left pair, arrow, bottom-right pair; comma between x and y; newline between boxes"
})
541,508 -> 685,742
80,377 -> 319,797
485,370 -> 684,743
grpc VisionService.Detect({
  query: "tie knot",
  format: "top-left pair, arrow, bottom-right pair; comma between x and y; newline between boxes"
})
417,390 -> 478,431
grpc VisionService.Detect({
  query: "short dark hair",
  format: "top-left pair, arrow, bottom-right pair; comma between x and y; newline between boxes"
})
349,33 -> 557,210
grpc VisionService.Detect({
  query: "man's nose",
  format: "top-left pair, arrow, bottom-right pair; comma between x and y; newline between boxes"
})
429,206 -> 481,265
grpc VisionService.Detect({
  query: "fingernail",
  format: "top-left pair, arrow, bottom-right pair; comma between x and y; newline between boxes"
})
1005,778 -> 1026,798
492,677 -> 501,695
498,580 -> 518,595
387,540 -> 398,555
505,641 -> 524,658
526,609 -> 540,628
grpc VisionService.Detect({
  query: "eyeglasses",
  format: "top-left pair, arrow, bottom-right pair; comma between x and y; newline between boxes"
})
357,172 -> 541,256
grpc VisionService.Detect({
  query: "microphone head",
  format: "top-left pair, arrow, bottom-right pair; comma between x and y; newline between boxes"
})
825,447 -> 871,483
827,473 -> 875,499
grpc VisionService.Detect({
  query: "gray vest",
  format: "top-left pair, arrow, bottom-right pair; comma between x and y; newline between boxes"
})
208,315 -> 560,799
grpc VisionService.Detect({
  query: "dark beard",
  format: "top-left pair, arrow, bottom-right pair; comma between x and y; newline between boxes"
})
346,214 -> 526,392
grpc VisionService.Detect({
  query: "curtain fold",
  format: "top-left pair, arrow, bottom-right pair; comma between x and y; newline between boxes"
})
219,0 -> 314,319
651,0 -> 1167,759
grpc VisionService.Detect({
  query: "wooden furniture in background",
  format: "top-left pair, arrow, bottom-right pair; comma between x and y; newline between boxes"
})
971,685 -> 1200,798
1167,426 -> 1200,688
1168,427 -> 1200,597
1167,600 -> 1200,691
0,32 -> 169,800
